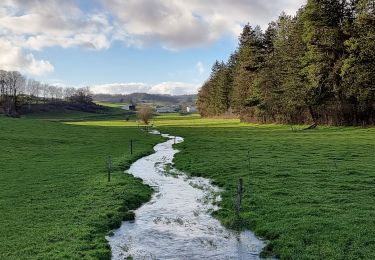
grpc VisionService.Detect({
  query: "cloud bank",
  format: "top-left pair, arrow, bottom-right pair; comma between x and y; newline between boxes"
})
0,39 -> 54,75
0,0 -> 306,75
91,82 -> 200,95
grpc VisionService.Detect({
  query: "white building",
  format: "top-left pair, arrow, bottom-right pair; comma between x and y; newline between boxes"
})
186,106 -> 197,113
121,105 -> 130,110
156,106 -> 176,113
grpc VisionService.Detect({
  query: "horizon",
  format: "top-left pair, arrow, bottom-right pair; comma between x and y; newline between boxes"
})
0,0 -> 305,95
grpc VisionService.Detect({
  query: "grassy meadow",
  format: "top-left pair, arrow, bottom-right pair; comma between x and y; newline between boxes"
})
25,105 -> 132,122
0,113 -> 162,259
1,110 -> 374,260
153,115 -> 375,259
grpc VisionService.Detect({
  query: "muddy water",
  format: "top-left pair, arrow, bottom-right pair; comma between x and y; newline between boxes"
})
107,133 -> 265,259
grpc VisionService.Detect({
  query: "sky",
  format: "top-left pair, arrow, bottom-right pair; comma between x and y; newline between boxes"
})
0,0 -> 306,95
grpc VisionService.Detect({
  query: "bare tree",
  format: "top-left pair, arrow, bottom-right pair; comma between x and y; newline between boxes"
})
26,79 -> 41,105
48,85 -> 57,102
5,71 -> 25,114
0,70 -> 7,108
56,86 -> 64,100
0,69 -> 97,116
69,87 -> 93,104
137,106 -> 154,125
41,83 -> 49,104
64,87 -> 76,101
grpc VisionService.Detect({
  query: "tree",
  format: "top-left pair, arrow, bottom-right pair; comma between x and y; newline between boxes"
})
196,1 -> 375,126
26,79 -> 41,105
342,0 -> 375,124
137,106 -> 154,125
69,87 -> 93,104
300,0 -> 351,124
196,60 -> 233,117
231,24 -> 265,120
5,71 -> 25,114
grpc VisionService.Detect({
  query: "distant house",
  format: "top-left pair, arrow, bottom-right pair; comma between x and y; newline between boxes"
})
156,106 -> 176,113
121,105 -> 130,111
186,106 -> 197,113
121,104 -> 136,111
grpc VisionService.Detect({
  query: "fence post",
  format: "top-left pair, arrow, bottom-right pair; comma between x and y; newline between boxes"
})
107,156 -> 112,182
130,139 -> 133,155
248,149 -> 251,173
235,178 -> 243,220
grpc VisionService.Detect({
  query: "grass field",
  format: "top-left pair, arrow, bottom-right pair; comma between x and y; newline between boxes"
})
153,114 -> 375,259
94,101 -> 129,108
0,115 -> 162,259
2,111 -> 375,259
25,103 -> 133,122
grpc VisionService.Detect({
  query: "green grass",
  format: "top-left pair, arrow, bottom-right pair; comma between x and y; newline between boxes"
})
24,106 -> 132,122
0,115 -> 162,259
2,111 -> 375,259
154,115 -> 375,260
94,101 -> 129,108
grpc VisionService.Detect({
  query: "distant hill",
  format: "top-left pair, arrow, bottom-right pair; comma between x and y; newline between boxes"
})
94,93 -> 197,106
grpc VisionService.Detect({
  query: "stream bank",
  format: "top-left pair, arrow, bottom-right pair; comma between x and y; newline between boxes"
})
107,132 -> 265,259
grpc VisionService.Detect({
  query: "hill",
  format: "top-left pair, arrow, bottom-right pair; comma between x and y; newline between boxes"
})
93,93 -> 197,106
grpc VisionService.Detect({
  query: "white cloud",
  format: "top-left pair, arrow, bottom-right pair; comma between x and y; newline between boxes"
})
0,0 -> 111,75
0,0 -> 306,75
91,83 -> 150,95
0,1 -> 307,51
0,39 -> 54,75
149,82 -> 200,95
102,0 -> 306,49
91,82 -> 200,95
196,61 -> 205,76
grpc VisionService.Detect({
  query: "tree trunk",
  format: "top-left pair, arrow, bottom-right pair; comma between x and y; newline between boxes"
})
307,105 -> 317,125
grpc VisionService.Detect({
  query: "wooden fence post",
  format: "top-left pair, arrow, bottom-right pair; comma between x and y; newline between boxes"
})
130,139 -> 133,155
248,149 -> 251,173
235,178 -> 243,220
107,156 -> 112,182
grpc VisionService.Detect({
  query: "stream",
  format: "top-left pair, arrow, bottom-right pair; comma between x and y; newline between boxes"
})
107,133 -> 265,259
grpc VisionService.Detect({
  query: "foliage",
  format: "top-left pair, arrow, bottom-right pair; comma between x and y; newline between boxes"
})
197,0 -> 375,126
0,69 -> 94,116
137,106 -> 155,125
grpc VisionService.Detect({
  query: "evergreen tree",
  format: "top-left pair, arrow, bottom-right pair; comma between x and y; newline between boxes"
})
231,24 -> 265,120
196,1 -> 375,126
301,0 -> 350,124
342,0 -> 375,124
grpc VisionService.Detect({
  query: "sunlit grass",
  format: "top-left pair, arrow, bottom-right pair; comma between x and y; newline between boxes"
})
6,110 -> 374,259
94,101 -> 129,108
160,119 -> 375,259
0,116 -> 162,259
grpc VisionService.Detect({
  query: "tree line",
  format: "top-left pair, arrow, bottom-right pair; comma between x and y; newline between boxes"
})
197,0 -> 375,126
0,70 -> 93,115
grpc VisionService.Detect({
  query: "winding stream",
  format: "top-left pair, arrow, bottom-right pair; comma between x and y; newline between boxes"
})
107,133 -> 265,259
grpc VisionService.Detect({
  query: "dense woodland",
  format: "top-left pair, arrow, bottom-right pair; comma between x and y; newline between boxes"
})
197,0 -> 375,126
0,70 -> 93,116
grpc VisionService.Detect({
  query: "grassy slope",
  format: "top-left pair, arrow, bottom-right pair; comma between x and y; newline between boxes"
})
156,115 -> 375,260
94,102 -> 129,108
25,105 -> 132,122
0,116 -> 162,259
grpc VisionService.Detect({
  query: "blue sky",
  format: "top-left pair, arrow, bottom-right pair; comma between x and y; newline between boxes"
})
34,38 -> 236,86
0,0 -> 305,95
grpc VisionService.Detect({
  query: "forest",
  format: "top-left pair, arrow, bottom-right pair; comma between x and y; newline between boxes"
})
197,0 -> 375,126
0,70 -> 93,116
